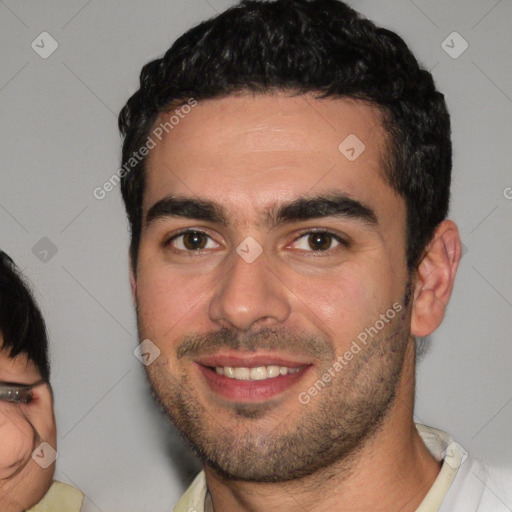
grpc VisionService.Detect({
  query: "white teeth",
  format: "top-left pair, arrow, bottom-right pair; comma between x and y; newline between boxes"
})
249,367 -> 268,380
267,365 -> 280,377
214,365 -> 302,380
233,367 -> 250,380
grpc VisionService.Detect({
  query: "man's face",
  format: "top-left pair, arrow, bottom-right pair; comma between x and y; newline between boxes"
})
133,93 -> 413,481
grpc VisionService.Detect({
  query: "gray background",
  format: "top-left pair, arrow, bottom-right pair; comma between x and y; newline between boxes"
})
1,0 -> 511,510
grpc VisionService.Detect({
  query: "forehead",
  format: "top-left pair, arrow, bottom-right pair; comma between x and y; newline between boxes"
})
143,93 -> 399,223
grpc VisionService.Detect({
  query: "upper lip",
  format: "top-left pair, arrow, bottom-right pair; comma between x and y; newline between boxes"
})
194,351 -> 312,369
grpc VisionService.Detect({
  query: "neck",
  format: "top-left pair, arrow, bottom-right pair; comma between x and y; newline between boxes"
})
204,339 -> 441,512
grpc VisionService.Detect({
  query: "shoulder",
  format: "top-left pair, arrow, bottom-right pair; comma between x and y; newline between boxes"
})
415,423 -> 512,512
475,462 -> 512,511
27,481 -> 85,512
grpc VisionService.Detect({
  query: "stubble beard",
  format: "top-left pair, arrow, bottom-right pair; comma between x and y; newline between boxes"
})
141,294 -> 412,483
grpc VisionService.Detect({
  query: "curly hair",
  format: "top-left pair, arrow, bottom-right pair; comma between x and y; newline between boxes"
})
118,0 -> 451,272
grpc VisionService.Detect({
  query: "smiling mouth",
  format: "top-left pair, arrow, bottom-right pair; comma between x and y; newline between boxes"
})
195,360 -> 312,402
213,365 -> 302,380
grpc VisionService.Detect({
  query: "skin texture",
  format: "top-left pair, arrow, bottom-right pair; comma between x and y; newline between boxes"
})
0,336 -> 56,512
131,93 -> 462,512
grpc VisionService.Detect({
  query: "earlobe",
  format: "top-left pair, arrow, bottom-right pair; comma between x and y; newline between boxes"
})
411,220 -> 462,337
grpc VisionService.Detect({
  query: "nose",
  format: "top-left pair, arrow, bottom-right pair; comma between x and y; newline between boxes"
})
208,246 -> 291,331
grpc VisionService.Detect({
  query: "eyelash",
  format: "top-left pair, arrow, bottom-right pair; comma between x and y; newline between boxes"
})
292,229 -> 349,254
163,228 -> 349,254
163,229 -> 219,255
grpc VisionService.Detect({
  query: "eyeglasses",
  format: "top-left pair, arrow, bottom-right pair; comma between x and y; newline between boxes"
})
0,380 -> 45,404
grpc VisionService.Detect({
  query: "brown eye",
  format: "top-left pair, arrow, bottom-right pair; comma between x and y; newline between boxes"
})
291,231 -> 346,253
182,231 -> 208,250
307,232 -> 334,251
167,230 -> 219,252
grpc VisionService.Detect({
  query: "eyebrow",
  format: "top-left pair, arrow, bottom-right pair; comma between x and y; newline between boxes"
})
270,194 -> 378,227
146,197 -> 229,227
145,193 -> 378,229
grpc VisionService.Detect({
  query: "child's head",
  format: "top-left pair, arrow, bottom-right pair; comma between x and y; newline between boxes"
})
0,251 -> 56,511
0,251 -> 50,381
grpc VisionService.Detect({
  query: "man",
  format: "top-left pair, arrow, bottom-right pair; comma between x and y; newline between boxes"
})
118,1 -> 511,510
0,251 -> 84,511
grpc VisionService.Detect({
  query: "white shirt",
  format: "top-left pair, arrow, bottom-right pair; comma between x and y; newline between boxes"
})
173,424 -> 512,512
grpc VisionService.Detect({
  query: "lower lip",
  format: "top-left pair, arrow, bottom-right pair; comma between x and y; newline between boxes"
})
196,364 -> 311,402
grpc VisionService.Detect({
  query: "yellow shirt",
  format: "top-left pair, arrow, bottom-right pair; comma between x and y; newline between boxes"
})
27,481 -> 84,512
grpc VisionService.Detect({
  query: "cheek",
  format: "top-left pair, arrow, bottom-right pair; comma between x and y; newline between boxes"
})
288,265 -> 394,343
136,266 -> 211,339
25,403 -> 57,448
0,406 -> 34,474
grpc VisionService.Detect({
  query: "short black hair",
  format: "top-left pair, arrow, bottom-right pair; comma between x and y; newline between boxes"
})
0,251 -> 50,381
119,0 -> 451,272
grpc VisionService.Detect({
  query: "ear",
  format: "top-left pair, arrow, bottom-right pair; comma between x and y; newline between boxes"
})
411,220 -> 462,337
129,254 -> 137,302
